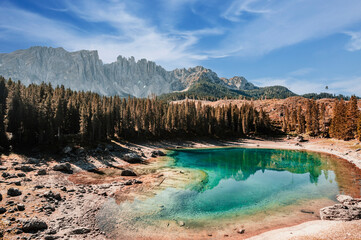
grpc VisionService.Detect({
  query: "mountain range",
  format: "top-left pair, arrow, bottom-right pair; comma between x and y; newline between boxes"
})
0,46 -> 296,99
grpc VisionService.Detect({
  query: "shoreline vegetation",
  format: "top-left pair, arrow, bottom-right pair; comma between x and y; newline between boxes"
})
0,76 -> 361,239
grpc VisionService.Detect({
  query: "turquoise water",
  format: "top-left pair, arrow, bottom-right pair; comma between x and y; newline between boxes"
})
165,148 -> 337,218
98,147 -> 361,234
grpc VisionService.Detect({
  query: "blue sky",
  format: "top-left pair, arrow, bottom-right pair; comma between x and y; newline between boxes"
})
1,0 -> 361,95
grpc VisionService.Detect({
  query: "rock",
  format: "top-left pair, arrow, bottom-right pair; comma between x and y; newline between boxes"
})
37,169 -> 47,175
53,163 -> 72,173
336,195 -> 353,204
27,158 -> 40,164
0,193 -> 2,201
43,191 -> 62,201
15,165 -> 34,172
123,180 -> 133,186
121,169 -> 137,176
0,166 -> 8,170
17,204 -> 25,211
0,207 -> 6,214
17,173 -> 26,177
63,146 -> 72,154
320,196 -> 361,221
44,236 -> 59,240
71,227 -> 91,235
295,135 -> 305,142
237,228 -> 245,234
22,218 -> 48,233
75,147 -> 85,155
355,148 -> 361,152
178,221 -> 185,227
14,180 -> 21,186
151,150 -> 166,156
105,144 -> 114,151
300,209 -> 314,214
7,187 -> 22,196
123,153 -> 143,163
133,179 -> 143,184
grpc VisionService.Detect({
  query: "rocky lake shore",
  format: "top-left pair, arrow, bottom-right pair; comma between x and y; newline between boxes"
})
0,137 -> 360,240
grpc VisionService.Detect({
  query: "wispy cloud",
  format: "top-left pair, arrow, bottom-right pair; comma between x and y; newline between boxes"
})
1,0 -> 361,72
0,0 -> 220,69
222,0 -> 272,22
218,0 -> 361,57
344,31 -> 361,51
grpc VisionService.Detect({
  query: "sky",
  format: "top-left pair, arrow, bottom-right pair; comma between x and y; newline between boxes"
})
0,0 -> 361,95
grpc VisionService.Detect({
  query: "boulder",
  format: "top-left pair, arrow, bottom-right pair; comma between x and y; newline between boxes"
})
63,146 -> 72,154
123,153 -> 143,163
53,163 -> 72,173
121,169 -> 137,176
15,165 -> 35,172
320,196 -> 361,221
237,228 -> 245,234
151,150 -> 166,156
71,227 -> 91,235
0,207 -> 6,214
27,158 -> 40,164
178,221 -> 185,227
37,169 -> 47,175
43,191 -> 62,201
336,195 -> 353,204
22,218 -> 48,233
7,188 -> 22,197
17,204 -> 25,211
295,135 -> 305,142
17,173 -> 26,177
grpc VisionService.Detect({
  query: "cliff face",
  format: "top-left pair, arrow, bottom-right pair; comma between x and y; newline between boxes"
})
0,46 -> 256,97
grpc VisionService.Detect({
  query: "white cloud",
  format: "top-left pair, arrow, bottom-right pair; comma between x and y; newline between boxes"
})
251,76 -> 361,96
344,31 -> 361,51
218,0 -> 361,57
0,1 -> 220,69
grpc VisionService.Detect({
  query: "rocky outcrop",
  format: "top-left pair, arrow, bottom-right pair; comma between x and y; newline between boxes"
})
221,76 -> 257,91
320,195 -> 361,221
0,46 -> 257,98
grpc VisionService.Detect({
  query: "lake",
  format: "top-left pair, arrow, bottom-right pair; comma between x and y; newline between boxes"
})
97,147 -> 361,239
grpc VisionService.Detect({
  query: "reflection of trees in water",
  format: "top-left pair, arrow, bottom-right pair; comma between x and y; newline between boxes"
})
173,148 -> 361,194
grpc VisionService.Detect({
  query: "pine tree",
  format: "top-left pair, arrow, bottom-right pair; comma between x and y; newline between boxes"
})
346,96 -> 359,140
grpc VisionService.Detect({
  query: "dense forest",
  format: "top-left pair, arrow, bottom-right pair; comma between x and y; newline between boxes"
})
0,76 -> 360,151
280,96 -> 361,140
0,77 -> 272,149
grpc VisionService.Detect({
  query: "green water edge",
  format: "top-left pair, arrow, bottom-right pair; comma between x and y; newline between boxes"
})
96,147 -> 361,236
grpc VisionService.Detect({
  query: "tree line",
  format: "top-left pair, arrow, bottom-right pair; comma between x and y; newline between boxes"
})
281,96 -> 361,140
0,77 -> 272,149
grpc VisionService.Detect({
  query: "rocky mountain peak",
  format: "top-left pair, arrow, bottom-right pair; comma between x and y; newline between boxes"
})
0,46 -> 258,98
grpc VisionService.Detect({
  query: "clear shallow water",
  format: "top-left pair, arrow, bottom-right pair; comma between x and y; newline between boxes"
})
97,147 -> 361,235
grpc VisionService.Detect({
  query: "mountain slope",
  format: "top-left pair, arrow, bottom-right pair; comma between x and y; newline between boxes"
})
0,46 -> 291,99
